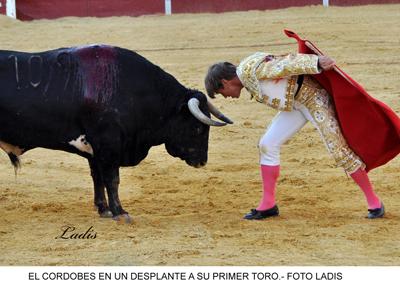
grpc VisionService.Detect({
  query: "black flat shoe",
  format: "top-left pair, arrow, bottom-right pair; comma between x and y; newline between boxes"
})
243,205 -> 279,220
368,203 -> 385,219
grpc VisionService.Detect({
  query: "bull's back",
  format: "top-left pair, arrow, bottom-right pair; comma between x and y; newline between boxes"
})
0,45 -> 181,150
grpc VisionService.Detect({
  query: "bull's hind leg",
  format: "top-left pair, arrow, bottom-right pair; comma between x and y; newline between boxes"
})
88,159 -> 113,218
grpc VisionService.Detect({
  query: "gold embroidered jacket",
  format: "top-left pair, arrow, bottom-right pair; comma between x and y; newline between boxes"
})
236,52 -> 321,111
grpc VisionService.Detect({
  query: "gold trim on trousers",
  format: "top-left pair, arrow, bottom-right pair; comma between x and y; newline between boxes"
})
259,76 -> 364,174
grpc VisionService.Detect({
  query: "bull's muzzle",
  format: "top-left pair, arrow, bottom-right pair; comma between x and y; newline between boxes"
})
186,159 -> 207,168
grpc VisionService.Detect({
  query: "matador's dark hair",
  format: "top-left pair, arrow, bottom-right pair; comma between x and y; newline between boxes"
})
204,62 -> 237,98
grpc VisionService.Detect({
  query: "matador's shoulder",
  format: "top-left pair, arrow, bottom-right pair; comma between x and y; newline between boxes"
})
236,52 -> 270,98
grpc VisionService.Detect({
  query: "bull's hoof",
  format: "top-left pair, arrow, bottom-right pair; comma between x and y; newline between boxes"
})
99,210 -> 113,218
113,213 -> 133,224
95,205 -> 113,218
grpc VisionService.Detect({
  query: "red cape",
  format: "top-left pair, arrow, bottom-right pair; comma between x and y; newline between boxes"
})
284,30 -> 400,172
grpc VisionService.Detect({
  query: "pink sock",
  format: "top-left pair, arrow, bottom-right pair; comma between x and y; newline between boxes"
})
257,165 -> 280,211
350,168 -> 381,209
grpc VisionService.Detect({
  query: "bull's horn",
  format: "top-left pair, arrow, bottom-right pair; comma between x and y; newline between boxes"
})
188,98 -> 226,127
207,101 -> 233,124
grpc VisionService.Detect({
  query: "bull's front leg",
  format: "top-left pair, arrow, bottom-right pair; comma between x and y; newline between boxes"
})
101,165 -> 133,224
88,159 -> 113,218
82,110 -> 132,223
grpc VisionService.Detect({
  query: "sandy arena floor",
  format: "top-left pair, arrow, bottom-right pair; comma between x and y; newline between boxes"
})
0,4 -> 399,265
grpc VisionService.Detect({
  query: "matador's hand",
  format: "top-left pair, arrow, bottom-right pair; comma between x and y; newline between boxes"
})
318,56 -> 336,71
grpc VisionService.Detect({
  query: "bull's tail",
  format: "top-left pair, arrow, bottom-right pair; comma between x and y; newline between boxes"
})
8,153 -> 21,174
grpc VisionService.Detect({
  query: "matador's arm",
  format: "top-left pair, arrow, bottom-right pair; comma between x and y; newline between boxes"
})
255,53 -> 321,80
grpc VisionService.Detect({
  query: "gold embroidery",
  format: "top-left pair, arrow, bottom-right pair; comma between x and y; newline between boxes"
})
237,53 -> 320,112
256,95 -> 266,103
296,76 -> 365,174
283,76 -> 297,111
237,52 -> 267,99
270,98 -> 281,109
294,76 -> 321,104
256,53 -> 320,80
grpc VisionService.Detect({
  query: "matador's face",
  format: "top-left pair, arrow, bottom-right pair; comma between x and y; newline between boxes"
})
217,77 -> 242,99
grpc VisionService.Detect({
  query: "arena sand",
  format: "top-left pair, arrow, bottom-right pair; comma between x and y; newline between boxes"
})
0,4 -> 399,265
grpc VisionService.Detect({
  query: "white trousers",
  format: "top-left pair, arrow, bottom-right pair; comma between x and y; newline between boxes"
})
259,102 -> 311,166
259,77 -> 364,174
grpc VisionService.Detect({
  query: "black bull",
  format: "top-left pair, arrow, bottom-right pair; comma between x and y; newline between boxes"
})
0,45 -> 232,223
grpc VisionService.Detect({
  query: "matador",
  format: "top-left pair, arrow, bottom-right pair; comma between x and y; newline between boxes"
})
204,30 -> 400,220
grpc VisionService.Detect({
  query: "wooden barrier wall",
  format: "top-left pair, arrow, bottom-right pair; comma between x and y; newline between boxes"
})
0,0 -> 6,16
12,0 -> 400,21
